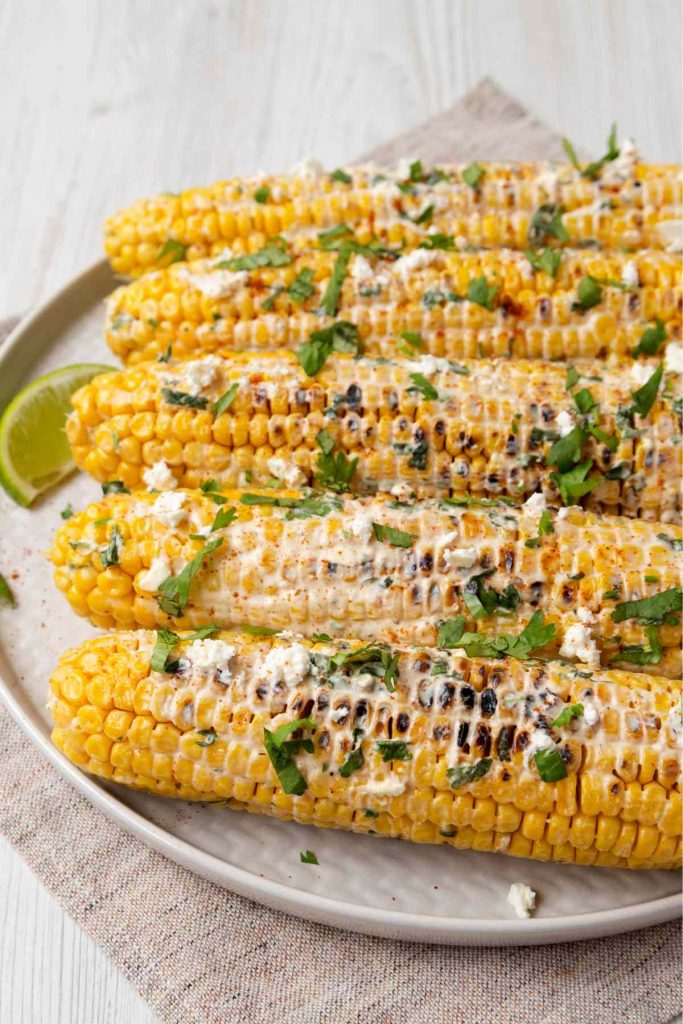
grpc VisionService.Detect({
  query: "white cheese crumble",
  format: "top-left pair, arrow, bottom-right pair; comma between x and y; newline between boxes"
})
150,491 -> 187,528
559,623 -> 600,668
180,638 -> 236,676
142,460 -> 178,492
395,156 -> 417,180
583,703 -> 600,727
522,492 -> 547,519
621,260 -> 640,289
556,409 -> 575,436
266,457 -> 306,487
350,255 -> 375,281
291,157 -> 325,178
137,556 -> 172,593
362,777 -> 406,798
408,355 -> 451,376
392,248 -> 439,276
261,643 -> 311,686
443,548 -> 477,570
174,356 -> 221,396
629,361 -> 653,387
348,513 -> 374,543
506,883 -> 537,919
390,483 -> 414,500
664,342 -> 683,375
576,607 -> 595,625
655,219 -> 683,253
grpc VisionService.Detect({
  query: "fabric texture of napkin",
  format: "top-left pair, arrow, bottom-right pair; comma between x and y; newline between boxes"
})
0,78 -> 681,1024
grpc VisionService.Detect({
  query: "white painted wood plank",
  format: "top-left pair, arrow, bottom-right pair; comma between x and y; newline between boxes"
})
0,1 -> 679,1020
0,836 -> 156,1024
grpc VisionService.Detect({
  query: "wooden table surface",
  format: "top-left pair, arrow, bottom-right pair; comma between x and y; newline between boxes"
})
1,1 -> 681,1020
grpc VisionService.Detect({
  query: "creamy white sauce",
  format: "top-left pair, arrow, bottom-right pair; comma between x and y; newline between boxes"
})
664,342 -> 683,375
137,556 -> 172,592
150,491 -> 187,528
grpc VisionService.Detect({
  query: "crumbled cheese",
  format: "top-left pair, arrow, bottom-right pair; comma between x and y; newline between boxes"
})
142,460 -> 178,492
524,729 -> 555,768
443,544 -> 477,569
150,491 -> 187,528
390,483 -> 414,500
506,883 -> 537,919
395,157 -> 417,180
408,354 -> 451,376
261,643 -> 311,686
291,157 -> 325,178
556,410 -> 575,436
362,777 -> 406,798
350,255 -> 375,281
583,703 -> 600,727
348,513 -> 374,543
621,260 -> 640,289
601,137 -> 639,183
664,342 -> 683,375
177,356 -> 221,395
559,623 -> 600,668
266,456 -> 306,487
137,556 -> 172,593
180,638 -> 236,677
180,268 -> 248,299
393,248 -> 439,275
629,361 -> 653,387
556,507 -> 572,521
522,492 -> 547,519
656,219 -> 683,253
576,607 -> 595,625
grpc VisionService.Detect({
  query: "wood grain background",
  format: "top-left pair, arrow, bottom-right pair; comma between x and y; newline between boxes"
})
0,1 -> 681,1021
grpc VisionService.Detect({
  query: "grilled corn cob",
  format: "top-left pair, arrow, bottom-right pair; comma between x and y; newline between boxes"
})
104,158 -> 683,276
49,629 -> 682,870
105,247 -> 682,366
66,352 -> 683,520
50,489 -> 683,677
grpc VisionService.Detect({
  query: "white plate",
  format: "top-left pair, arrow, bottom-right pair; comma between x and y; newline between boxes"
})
0,260 -> 679,946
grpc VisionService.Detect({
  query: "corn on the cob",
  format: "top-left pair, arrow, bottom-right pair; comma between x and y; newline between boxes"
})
50,489 -> 683,677
66,352 -> 683,520
103,159 -> 683,276
49,629 -> 682,870
105,247 -> 682,366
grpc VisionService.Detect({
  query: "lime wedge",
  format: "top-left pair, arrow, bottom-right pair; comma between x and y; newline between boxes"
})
0,363 -> 114,506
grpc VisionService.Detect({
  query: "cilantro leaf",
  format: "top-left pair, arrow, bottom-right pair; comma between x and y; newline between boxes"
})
437,616 -> 466,648
552,703 -> 584,728
253,186 -> 270,204
374,740 -> 412,762
218,246 -> 291,271
524,509 -> 555,549
330,168 -> 352,184
161,388 -> 209,410
372,523 -> 416,548
572,276 -> 603,311
100,524 -> 123,568
287,267 -> 316,304
447,757 -> 492,789
528,204 -> 569,245
314,429 -> 358,492
212,383 -> 239,417
612,624 -> 663,666
60,504 -> 74,520
534,747 -> 567,782
300,850 -> 319,864
156,537 -> 223,617
0,573 -> 16,608
449,611 -> 556,661
263,717 -> 316,795
101,480 -> 130,495
630,363 -> 664,418
150,625 -> 218,673
462,163 -> 485,188
408,373 -> 439,400
321,244 -> 352,316
296,320 -> 361,376
467,275 -> 499,311
611,587 -> 683,625
157,239 -> 187,266
550,459 -> 601,505
632,319 -> 667,357
340,743 -> 365,778
524,247 -> 562,277
211,506 -> 238,531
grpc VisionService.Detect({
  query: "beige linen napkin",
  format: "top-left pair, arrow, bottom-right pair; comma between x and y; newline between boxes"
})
0,79 -> 680,1024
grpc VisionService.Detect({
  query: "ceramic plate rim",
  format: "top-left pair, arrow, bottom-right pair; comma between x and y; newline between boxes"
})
0,259 -> 679,946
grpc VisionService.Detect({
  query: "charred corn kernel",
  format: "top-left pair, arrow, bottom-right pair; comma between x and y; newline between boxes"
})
50,489 -> 683,677
104,248 -> 682,365
66,352 -> 683,520
103,160 -> 683,276
49,629 -> 682,870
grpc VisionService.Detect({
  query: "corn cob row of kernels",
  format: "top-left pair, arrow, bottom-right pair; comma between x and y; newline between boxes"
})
50,489 -> 683,677
104,247 -> 682,366
48,629 -> 682,870
103,158 -> 683,276
65,352 -> 683,521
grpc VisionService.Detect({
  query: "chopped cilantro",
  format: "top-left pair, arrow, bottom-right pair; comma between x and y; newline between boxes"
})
300,850 -> 319,864
263,717 -> 316,795
552,703 -> 584,728
161,388 -> 209,410
156,537 -> 223,617
253,186 -> 270,204
218,245 -> 291,271
156,239 -> 187,266
372,523 -> 416,548
212,383 -> 239,417
296,320 -> 361,376
633,319 -> 667,357
534,746 -> 567,782
447,757 -> 492,789
375,740 -> 412,762
462,163 -> 485,188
